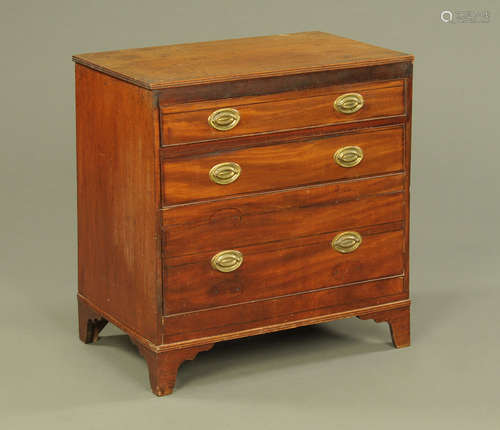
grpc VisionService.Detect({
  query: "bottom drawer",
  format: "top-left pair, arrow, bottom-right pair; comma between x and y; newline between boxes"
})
164,223 -> 404,314
162,277 -> 407,344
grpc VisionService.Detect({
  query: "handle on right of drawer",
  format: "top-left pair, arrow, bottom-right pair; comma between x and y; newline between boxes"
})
333,92 -> 364,114
332,231 -> 362,253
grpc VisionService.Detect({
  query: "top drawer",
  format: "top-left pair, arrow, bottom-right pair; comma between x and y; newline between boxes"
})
160,80 -> 405,146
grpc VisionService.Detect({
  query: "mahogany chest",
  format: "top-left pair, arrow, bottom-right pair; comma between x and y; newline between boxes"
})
73,32 -> 413,396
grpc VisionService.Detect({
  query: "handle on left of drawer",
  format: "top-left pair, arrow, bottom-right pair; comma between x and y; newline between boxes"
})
211,250 -> 244,272
209,162 -> 241,185
208,108 -> 240,131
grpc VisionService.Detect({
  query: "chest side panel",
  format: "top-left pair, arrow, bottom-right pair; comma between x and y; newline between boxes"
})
75,64 -> 162,342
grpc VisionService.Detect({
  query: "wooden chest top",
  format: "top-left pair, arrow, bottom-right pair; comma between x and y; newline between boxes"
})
72,31 -> 413,89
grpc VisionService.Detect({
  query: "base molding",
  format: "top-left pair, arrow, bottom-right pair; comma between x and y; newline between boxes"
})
77,294 -> 410,395
77,293 -> 159,350
158,299 -> 411,352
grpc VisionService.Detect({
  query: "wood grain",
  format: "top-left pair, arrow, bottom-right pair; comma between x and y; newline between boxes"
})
162,126 -> 404,205
75,64 -> 162,343
159,117 -> 407,159
162,278 -> 407,343
163,176 -> 404,257
160,80 -> 404,145
164,225 -> 404,314
73,31 -> 413,89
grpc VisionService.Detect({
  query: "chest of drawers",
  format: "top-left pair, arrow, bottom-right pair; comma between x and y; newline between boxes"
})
73,31 -> 413,396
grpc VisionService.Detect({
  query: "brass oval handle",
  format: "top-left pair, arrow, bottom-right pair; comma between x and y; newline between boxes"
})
334,146 -> 364,168
208,108 -> 240,131
209,162 -> 241,185
333,93 -> 364,114
211,250 -> 243,272
332,231 -> 362,254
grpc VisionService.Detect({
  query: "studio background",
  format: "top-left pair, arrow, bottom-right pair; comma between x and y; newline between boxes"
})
1,1 -> 498,428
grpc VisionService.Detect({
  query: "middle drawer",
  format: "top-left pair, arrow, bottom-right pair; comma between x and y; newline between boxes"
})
162,125 -> 404,205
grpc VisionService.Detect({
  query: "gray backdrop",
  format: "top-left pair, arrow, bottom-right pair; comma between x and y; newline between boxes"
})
1,1 -> 499,428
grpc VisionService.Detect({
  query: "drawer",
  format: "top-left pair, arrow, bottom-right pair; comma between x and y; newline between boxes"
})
164,224 -> 404,314
160,80 -> 405,146
162,126 -> 404,205
162,277 -> 406,342
163,175 -> 404,257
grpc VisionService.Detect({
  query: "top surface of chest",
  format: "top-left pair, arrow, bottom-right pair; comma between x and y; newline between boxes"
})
72,31 -> 413,89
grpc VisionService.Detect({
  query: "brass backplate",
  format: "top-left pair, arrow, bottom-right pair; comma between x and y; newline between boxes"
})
209,162 -> 241,185
332,231 -> 362,253
334,146 -> 364,168
208,108 -> 240,131
333,93 -> 364,114
211,250 -> 244,272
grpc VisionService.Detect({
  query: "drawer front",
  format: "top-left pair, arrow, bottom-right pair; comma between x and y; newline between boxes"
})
164,224 -> 404,314
160,80 -> 405,146
162,277 -> 406,343
162,126 -> 404,205
163,175 -> 404,257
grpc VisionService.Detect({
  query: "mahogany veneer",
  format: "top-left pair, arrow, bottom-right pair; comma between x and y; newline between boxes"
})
73,31 -> 413,396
